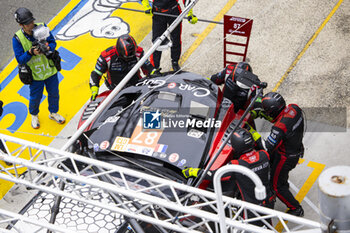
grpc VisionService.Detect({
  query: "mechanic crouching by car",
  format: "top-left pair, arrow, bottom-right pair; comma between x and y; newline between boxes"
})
250,92 -> 305,217
89,34 -> 155,100
183,128 -> 275,226
210,62 -> 263,113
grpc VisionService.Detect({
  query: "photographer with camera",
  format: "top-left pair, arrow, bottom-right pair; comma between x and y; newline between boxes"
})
12,7 -> 65,129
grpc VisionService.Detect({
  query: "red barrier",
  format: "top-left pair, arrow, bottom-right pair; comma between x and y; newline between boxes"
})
223,15 -> 253,67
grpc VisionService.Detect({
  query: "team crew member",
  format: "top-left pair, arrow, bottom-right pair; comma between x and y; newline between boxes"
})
13,7 -> 65,129
183,128 -> 275,226
89,34 -> 154,100
210,62 -> 262,112
141,0 -> 198,71
260,92 -> 305,216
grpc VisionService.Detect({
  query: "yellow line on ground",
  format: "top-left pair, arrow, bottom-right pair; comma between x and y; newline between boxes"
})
275,161 -> 326,232
47,0 -> 82,29
272,0 -> 343,92
178,0 -> 238,66
0,0 -> 82,200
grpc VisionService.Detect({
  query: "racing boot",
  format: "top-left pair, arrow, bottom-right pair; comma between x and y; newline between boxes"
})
287,206 -> 304,217
172,61 -> 181,72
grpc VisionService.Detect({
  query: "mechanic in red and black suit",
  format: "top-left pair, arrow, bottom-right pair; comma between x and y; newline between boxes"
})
257,92 -> 305,216
89,34 -> 154,100
210,62 -> 262,113
141,0 -> 198,71
183,128 -> 275,226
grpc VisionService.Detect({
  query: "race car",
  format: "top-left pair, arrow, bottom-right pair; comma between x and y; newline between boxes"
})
5,71 -> 265,233
73,71 -> 263,191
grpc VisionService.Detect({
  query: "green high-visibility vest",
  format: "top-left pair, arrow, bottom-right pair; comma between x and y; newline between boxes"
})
15,23 -> 57,81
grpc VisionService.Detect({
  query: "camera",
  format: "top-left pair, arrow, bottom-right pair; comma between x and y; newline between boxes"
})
32,25 -> 53,58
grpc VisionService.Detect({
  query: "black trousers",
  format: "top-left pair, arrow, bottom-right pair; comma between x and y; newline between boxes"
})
270,153 -> 301,210
151,6 -> 182,68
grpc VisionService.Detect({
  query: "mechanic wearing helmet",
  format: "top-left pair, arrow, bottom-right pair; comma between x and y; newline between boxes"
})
183,128 -> 275,226
141,0 -> 198,72
254,92 -> 305,216
89,34 -> 155,100
12,7 -> 65,129
210,62 -> 263,113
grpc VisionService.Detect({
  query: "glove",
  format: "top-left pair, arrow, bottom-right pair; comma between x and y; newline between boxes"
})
182,167 -> 201,178
150,68 -> 161,75
251,110 -> 273,121
187,9 -> 198,24
250,97 -> 263,119
141,0 -> 153,16
90,86 -> 99,101
245,123 -> 261,142
259,111 -> 273,122
250,97 -> 272,121
250,110 -> 259,120
245,123 -> 266,150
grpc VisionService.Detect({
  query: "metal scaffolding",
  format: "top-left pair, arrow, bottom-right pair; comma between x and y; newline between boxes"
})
0,134 -> 322,233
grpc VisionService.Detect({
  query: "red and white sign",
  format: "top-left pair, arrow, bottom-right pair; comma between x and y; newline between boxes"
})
223,15 -> 253,67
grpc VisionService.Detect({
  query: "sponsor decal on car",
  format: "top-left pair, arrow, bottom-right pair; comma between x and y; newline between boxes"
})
136,79 -> 210,97
100,140 -> 110,150
125,144 -> 154,156
93,143 -> 99,152
136,79 -> 166,89
105,116 -> 120,123
154,144 -> 168,153
169,153 -> 179,163
124,119 -> 163,156
187,129 -> 204,138
111,136 -> 130,152
168,82 -> 176,89
178,83 -> 210,97
177,159 -> 186,167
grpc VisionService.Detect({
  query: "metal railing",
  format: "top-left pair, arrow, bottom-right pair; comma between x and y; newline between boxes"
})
0,134 -> 322,233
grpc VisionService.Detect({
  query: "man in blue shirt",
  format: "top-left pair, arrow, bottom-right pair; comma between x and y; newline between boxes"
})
12,7 -> 65,129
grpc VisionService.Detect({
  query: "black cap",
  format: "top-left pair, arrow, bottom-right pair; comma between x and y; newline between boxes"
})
15,7 -> 35,25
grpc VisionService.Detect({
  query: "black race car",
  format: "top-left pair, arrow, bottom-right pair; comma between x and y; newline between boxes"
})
74,71 -> 262,192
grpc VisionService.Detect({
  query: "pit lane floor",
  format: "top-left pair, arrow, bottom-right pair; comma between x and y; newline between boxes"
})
0,0 -> 349,231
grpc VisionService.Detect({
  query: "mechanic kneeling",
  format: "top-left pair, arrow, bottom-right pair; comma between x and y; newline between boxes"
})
89,34 -> 155,100
183,128 -> 275,226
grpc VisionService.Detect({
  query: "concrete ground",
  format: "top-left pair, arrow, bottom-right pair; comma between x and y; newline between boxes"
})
0,0 -> 349,230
